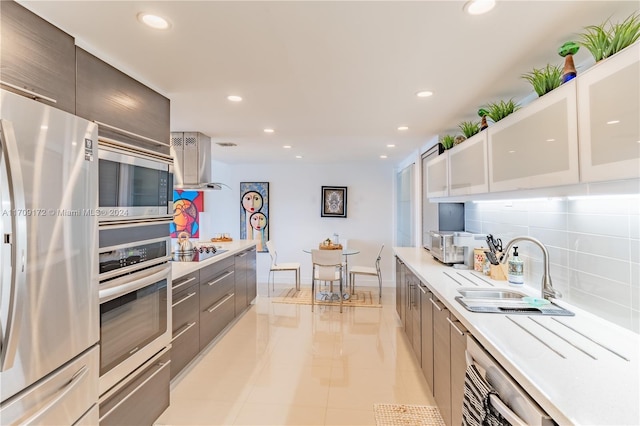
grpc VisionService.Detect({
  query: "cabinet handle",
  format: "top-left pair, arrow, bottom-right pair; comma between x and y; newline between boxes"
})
94,120 -> 170,147
172,321 -> 197,341
173,276 -> 197,292
172,291 -> 196,308
429,297 -> 443,311
21,366 -> 87,425
446,317 -> 465,336
0,80 -> 57,104
418,284 -> 427,294
236,253 -> 247,258
207,270 -> 234,286
206,293 -> 235,313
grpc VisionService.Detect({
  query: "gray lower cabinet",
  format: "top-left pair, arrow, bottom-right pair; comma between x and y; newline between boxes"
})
395,257 -> 405,325
410,277 -> 421,359
246,248 -> 257,303
98,348 -> 170,426
170,271 -> 200,380
449,316 -> 468,426
432,296 -> 452,426
75,47 -> 170,154
199,257 -> 236,350
419,283 -> 434,392
234,250 -> 248,313
0,1 -> 76,113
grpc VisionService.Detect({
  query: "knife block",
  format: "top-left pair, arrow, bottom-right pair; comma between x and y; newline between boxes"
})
489,257 -> 508,281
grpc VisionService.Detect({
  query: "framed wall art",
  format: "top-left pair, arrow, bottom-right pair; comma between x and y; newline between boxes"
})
171,190 -> 204,238
240,182 -> 269,252
321,186 -> 347,218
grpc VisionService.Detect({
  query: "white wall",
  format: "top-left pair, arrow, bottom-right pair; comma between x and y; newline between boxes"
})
201,161 -> 395,287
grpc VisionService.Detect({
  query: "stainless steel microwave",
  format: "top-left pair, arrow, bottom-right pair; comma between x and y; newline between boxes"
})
98,141 -> 173,221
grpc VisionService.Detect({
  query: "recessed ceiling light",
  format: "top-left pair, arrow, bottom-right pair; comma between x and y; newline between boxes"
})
546,138 -> 555,142
227,95 -> 243,102
387,144 -> 396,148
380,155 -> 388,159
607,120 -> 620,124
137,13 -> 170,30
416,91 -> 433,98
216,142 -> 237,147
264,128 -> 275,133
508,150 -> 516,154
397,126 -> 409,131
463,0 -> 496,15
283,145 -> 292,149
295,155 -> 303,159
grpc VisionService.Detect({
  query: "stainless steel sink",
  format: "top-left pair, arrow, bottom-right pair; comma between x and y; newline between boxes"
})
457,288 -> 526,299
455,288 -> 574,316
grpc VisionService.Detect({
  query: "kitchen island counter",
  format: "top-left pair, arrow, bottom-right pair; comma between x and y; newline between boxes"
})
171,240 -> 257,281
394,246 -> 639,426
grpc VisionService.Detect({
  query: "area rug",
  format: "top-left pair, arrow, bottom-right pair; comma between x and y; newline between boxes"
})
373,404 -> 445,426
271,287 -> 381,308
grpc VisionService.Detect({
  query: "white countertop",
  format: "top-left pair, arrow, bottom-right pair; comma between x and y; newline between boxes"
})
394,246 -> 639,426
171,240 -> 257,281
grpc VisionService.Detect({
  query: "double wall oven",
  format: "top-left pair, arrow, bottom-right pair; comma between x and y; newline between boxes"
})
97,139 -> 174,406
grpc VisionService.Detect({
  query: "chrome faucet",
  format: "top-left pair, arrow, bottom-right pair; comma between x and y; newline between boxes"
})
500,236 -> 562,300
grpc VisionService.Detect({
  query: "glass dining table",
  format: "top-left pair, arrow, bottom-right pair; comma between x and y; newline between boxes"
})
303,248 -> 360,300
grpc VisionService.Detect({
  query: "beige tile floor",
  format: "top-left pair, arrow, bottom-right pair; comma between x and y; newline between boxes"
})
155,285 -> 436,425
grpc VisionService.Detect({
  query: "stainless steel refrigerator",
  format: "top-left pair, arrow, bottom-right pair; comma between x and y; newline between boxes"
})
0,89 -> 99,424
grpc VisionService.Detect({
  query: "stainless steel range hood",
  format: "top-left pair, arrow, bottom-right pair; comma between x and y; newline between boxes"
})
170,131 -> 228,190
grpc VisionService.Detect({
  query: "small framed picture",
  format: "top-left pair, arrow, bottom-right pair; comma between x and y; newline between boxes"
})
321,186 -> 347,218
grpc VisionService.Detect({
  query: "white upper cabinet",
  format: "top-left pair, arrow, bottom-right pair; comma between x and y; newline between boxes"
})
448,132 -> 488,196
426,152 -> 449,198
577,42 -> 640,183
488,80 -> 579,192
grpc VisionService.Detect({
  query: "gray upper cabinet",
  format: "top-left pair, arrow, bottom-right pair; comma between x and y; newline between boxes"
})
0,1 -> 76,114
75,47 -> 171,155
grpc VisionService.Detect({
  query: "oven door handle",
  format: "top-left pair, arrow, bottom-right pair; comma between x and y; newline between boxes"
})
99,264 -> 169,303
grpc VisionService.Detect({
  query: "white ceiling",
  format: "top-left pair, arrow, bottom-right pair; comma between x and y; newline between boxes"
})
20,1 -> 639,165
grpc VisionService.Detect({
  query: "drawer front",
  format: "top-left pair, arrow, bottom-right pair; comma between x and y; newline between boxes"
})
199,292 -> 235,350
172,284 -> 199,333
170,320 -> 199,380
172,271 -> 200,297
99,348 -> 170,426
200,256 -> 234,283
200,266 -> 235,308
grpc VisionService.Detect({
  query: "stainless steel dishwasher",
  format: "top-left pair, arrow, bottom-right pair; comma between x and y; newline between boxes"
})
465,336 -> 555,426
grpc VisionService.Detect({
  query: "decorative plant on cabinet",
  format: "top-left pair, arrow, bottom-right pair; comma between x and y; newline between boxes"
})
458,120 -> 481,138
521,63 -> 563,96
578,12 -> 640,62
483,99 -> 520,123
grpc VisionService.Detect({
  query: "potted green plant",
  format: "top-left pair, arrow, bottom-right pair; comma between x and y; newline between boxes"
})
579,12 -> 640,61
483,99 -> 520,123
521,64 -> 563,97
458,121 -> 481,138
440,135 -> 455,150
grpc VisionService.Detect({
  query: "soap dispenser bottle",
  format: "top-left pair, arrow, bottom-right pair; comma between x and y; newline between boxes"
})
508,246 -> 524,285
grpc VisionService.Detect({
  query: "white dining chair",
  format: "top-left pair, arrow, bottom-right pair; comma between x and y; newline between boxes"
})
266,240 -> 300,297
311,249 -> 344,313
349,244 -> 383,303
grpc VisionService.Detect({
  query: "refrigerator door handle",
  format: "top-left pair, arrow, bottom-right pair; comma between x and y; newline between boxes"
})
20,366 -> 89,425
0,119 -> 27,372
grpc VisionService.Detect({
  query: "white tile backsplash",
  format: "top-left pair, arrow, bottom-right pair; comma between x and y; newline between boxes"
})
466,195 -> 640,334
566,232 -> 630,261
567,213 -> 629,238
